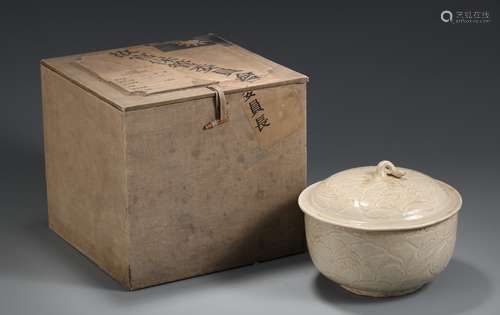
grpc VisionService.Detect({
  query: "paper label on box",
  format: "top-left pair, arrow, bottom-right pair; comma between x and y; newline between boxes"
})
74,43 -> 270,96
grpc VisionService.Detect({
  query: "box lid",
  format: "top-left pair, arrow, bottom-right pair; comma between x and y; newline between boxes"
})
41,34 -> 308,111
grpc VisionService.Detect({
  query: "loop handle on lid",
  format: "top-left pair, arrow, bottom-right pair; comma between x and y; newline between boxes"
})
376,160 -> 406,178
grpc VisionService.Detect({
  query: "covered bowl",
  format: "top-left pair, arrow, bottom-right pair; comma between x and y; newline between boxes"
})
298,160 -> 462,297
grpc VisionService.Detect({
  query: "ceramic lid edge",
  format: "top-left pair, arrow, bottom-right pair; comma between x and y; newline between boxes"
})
298,176 -> 462,232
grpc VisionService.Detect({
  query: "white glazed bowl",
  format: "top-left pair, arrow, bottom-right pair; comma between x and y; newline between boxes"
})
299,161 -> 462,297
305,212 -> 458,297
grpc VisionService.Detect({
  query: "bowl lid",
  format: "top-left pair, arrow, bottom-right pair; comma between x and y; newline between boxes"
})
298,160 -> 462,231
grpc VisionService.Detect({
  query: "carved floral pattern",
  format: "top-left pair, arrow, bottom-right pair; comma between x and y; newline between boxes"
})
299,164 -> 461,231
310,167 -> 453,221
306,214 -> 458,296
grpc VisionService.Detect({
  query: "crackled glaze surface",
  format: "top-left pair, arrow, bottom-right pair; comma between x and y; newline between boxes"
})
306,213 -> 458,297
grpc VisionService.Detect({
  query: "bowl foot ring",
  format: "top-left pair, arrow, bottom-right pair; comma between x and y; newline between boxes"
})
340,285 -> 424,297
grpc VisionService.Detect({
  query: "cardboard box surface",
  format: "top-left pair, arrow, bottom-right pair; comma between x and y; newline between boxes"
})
41,34 -> 308,289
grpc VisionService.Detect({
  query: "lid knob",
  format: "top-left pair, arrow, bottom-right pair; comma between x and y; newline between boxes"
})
376,160 -> 406,178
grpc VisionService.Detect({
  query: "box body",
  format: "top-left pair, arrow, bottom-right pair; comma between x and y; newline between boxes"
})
41,34 -> 308,289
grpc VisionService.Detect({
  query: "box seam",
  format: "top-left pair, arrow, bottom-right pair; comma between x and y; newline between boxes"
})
121,109 -> 133,289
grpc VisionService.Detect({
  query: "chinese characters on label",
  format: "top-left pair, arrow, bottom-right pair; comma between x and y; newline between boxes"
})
109,49 -> 261,82
243,91 -> 270,132
242,91 -> 256,102
248,100 -> 264,117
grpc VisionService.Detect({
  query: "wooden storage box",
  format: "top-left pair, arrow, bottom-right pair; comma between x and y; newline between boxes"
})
41,34 -> 308,289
